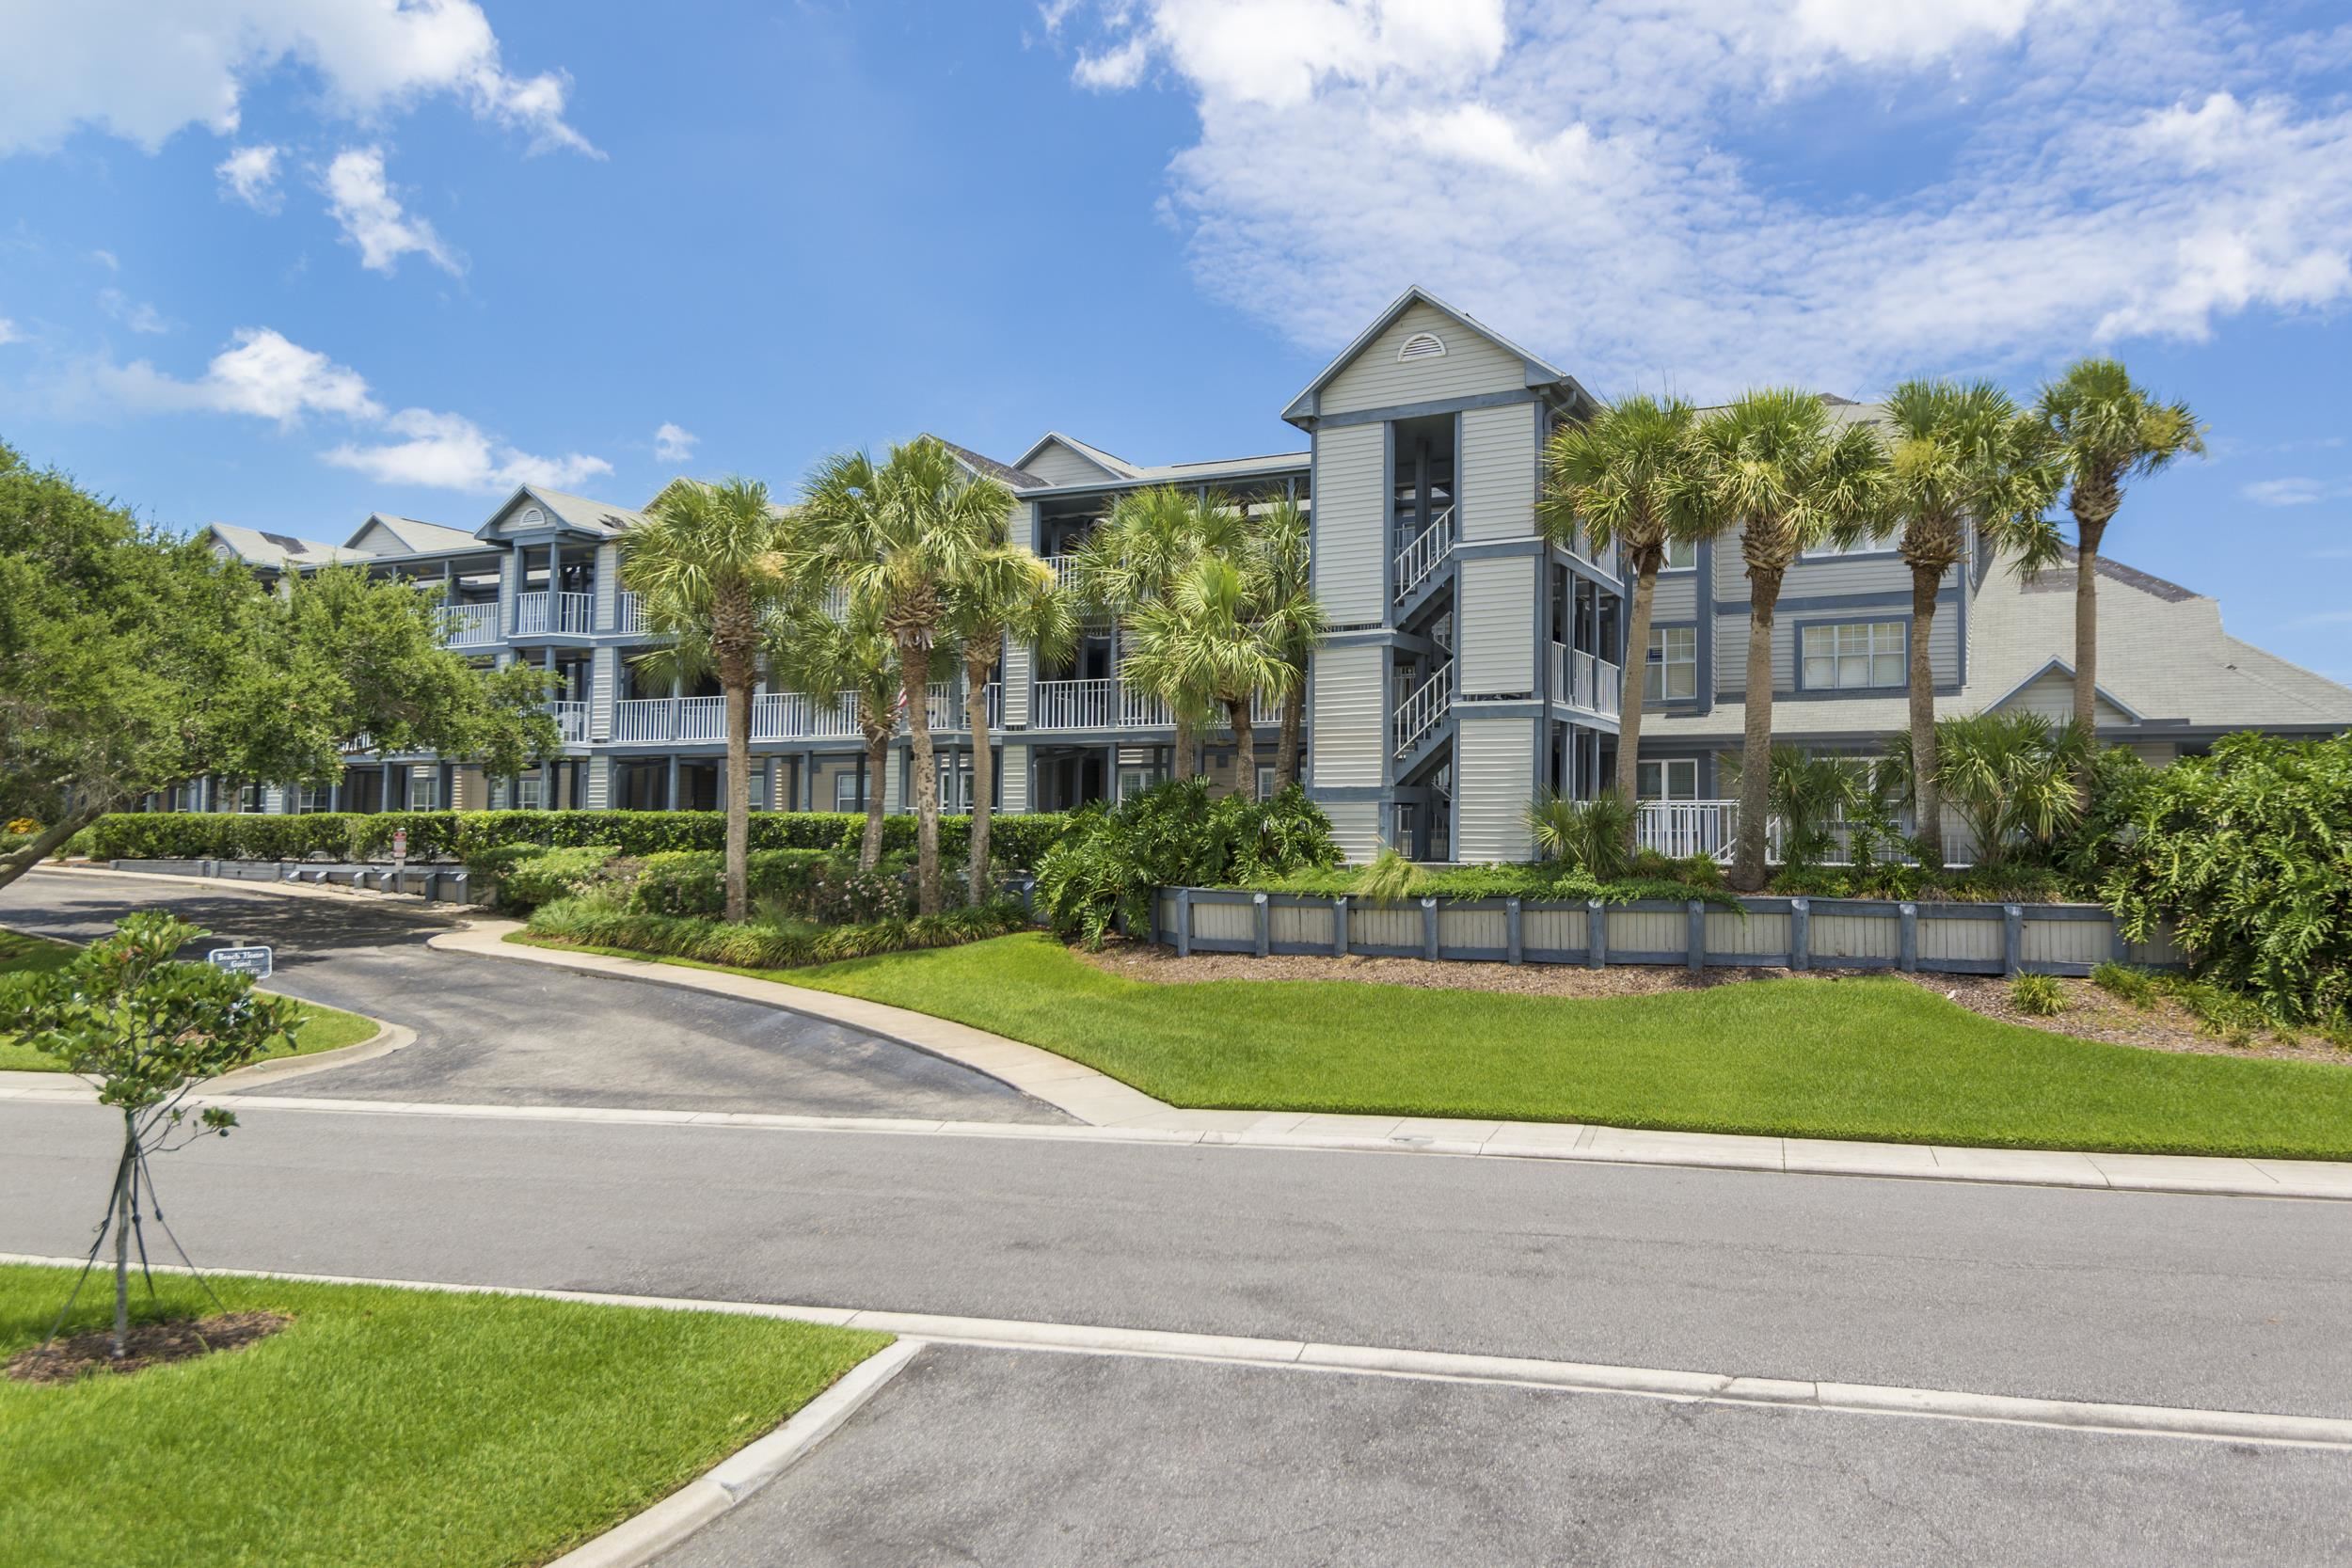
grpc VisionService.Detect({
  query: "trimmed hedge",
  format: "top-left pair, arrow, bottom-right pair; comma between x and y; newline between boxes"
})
88,808 -> 1075,869
524,895 -> 1029,970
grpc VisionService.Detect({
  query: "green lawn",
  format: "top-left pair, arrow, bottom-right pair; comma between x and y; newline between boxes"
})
0,1262 -> 888,1567
0,928 -> 381,1073
527,929 -> 2352,1161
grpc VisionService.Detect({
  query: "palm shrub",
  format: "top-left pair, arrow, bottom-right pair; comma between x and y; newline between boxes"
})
941,539 -> 1073,895
1884,713 -> 2087,870
1722,747 -> 1872,873
2100,731 -> 2352,1027
1241,498 -> 1325,791
1121,554 -> 1297,801
2010,973 -> 2065,1017
1349,847 -> 1428,903
1526,790 -> 1634,879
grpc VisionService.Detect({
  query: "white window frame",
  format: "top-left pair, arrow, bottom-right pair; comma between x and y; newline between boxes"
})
1636,758 -> 1700,800
1645,626 -> 1698,702
834,770 -> 866,812
1800,620 -> 1907,691
1801,531 -> 1897,560
1661,537 -> 1696,572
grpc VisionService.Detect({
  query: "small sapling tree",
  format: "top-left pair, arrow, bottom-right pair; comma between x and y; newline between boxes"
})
0,911 -> 303,1357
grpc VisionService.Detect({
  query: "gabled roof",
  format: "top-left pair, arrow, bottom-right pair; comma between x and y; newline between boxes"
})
1281,285 -> 1592,426
200,522 -> 369,571
929,436 -> 1050,492
475,484 -> 651,541
1014,432 -> 1141,481
1984,657 -> 2148,723
343,514 -> 480,556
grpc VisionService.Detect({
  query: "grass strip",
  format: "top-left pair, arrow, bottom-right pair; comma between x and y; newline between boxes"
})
0,1261 -> 888,1568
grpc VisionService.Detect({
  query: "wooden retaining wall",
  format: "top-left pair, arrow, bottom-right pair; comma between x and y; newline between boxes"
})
1149,888 -> 2180,978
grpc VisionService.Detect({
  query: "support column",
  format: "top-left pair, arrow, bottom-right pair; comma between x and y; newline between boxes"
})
666,753 -> 679,811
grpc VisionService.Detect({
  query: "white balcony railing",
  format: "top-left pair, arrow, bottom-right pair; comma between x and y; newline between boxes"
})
676,695 -> 725,742
1393,660 -> 1454,760
1251,688 -> 1286,727
1551,642 -> 1623,717
1119,681 -> 1172,729
514,590 -> 594,636
613,591 -> 644,635
1046,555 -> 1085,593
548,701 -> 589,744
1393,505 -> 1455,602
438,602 -> 500,648
1034,677 -> 1114,730
1634,800 -> 1980,868
753,691 -> 863,742
612,697 -> 675,744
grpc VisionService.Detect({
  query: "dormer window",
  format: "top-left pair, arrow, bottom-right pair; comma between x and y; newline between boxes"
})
1398,332 -> 1446,362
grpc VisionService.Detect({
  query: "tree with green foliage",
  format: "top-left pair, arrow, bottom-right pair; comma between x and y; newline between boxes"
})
1070,484 -> 1247,780
1240,497 -> 1325,792
1537,394 -> 1708,836
1121,554 -> 1297,802
1690,391 -> 1888,890
2032,360 -> 2204,785
621,477 -> 809,922
943,542 -> 1074,895
766,598 -> 906,871
0,443 -> 557,893
1883,711 -> 2088,870
0,911 -> 304,1357
1875,380 -> 2063,867
803,438 -> 1014,914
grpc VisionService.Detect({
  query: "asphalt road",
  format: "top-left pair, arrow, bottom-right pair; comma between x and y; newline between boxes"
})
0,870 -> 1061,1122
6,1100 -> 2347,1420
659,1346 -> 2352,1567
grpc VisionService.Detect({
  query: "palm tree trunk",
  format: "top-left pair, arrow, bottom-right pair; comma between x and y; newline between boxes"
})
859,718 -> 889,872
900,641 -> 942,915
723,673 -> 752,923
1275,669 -> 1304,790
1173,716 -> 1195,783
1228,699 -> 1257,801
1907,563 -> 1944,874
1614,556 -> 1661,844
2073,514 -> 2105,795
1733,573 -> 1782,893
965,653 -> 995,898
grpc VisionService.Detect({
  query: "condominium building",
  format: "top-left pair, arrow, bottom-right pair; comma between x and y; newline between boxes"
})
188,287 -> 2352,860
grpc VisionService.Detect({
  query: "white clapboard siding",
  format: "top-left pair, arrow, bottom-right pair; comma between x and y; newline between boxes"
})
1453,717 -> 1534,862
1321,302 -> 1529,416
1323,800 -> 1382,864
1000,744 -> 1028,814
1457,554 -> 1536,696
1311,644 -> 1386,788
1311,422 -> 1386,626
1459,403 -> 1538,543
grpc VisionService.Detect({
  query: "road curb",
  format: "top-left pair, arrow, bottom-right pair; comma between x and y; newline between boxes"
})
214,1020 -> 415,1090
545,1338 -> 922,1568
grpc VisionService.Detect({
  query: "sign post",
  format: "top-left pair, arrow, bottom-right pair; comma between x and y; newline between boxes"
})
206,944 -> 274,980
391,827 -> 408,872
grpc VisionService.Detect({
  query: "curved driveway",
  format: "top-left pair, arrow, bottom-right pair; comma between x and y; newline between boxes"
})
0,869 -> 1063,1123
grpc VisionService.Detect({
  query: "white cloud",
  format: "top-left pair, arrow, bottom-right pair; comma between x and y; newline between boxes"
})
2243,478 -> 2336,507
90,249 -> 119,273
1048,1 -> 2352,397
0,0 -> 596,158
325,407 -> 612,494
324,148 -> 461,276
653,422 -> 698,464
96,326 -> 383,422
216,143 -> 282,212
0,318 -> 21,346
98,288 -> 170,334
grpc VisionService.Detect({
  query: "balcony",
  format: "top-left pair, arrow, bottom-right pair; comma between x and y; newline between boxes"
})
1635,800 -> 1979,867
514,590 -> 594,637
548,701 -> 589,744
1046,555 -> 1085,593
614,591 -> 645,636
1550,642 -> 1622,717
753,691 -> 862,742
438,602 -> 500,648
1033,677 -> 1114,731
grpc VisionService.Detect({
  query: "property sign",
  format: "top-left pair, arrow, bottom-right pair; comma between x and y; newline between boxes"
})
206,945 -> 274,979
391,828 -> 408,868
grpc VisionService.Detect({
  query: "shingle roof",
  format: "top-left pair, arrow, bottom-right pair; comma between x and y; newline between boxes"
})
930,436 -> 1050,492
201,522 -> 370,570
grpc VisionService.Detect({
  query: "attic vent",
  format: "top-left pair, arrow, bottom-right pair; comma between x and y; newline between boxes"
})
1398,332 -> 1447,362
520,506 -> 546,527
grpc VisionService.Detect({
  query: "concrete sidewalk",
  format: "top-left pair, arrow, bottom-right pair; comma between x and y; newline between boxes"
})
426,922 -> 2352,1203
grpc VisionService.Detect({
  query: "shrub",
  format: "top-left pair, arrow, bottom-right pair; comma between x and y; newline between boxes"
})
524,895 -> 1025,970
2091,961 -> 2160,1009
493,846 -> 626,911
2101,732 -> 2352,1028
1885,712 -> 2090,870
346,811 -> 463,860
2010,973 -> 2065,1016
1350,847 -> 1426,902
619,848 -> 847,918
1034,781 -> 1341,948
87,812 -> 361,863
1526,790 -> 1633,879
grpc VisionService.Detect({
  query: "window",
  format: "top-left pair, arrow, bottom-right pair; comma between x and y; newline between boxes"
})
834,770 -> 866,812
1645,626 -> 1698,701
1637,759 -> 1699,800
1661,537 -> 1696,571
1257,765 -> 1276,800
1802,531 -> 1895,559
1801,621 -> 1906,689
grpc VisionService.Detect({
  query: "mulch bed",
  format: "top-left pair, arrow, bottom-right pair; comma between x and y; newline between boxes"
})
1077,942 -> 2351,1065
7,1309 -> 292,1385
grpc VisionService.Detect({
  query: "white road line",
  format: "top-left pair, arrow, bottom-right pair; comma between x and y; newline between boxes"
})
6,1251 -> 2346,1451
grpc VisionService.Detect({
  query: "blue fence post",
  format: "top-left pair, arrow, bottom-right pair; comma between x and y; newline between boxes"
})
1505,898 -> 1523,966
1686,901 -> 1705,974
1422,896 -> 1440,960
1332,895 -> 1349,957
1898,902 -> 1919,973
1253,893 -> 1271,959
1147,889 -> 1159,946
1587,898 -> 1607,970
2003,903 -> 2024,976
1789,897 -> 1810,971
1174,887 -> 1192,958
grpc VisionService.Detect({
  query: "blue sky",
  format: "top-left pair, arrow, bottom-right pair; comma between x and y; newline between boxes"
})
0,1 -> 2346,683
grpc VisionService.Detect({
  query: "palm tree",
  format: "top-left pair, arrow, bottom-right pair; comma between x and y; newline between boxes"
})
1240,496 -> 1323,790
767,602 -> 902,870
1883,711 -> 2089,869
2032,359 -> 2203,785
1692,390 -> 1887,891
621,477 -> 804,922
1121,554 -> 1295,801
1878,380 -> 2063,869
1071,484 -> 1245,780
801,437 -> 1012,914
943,543 -> 1074,894
1536,394 -> 1705,838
